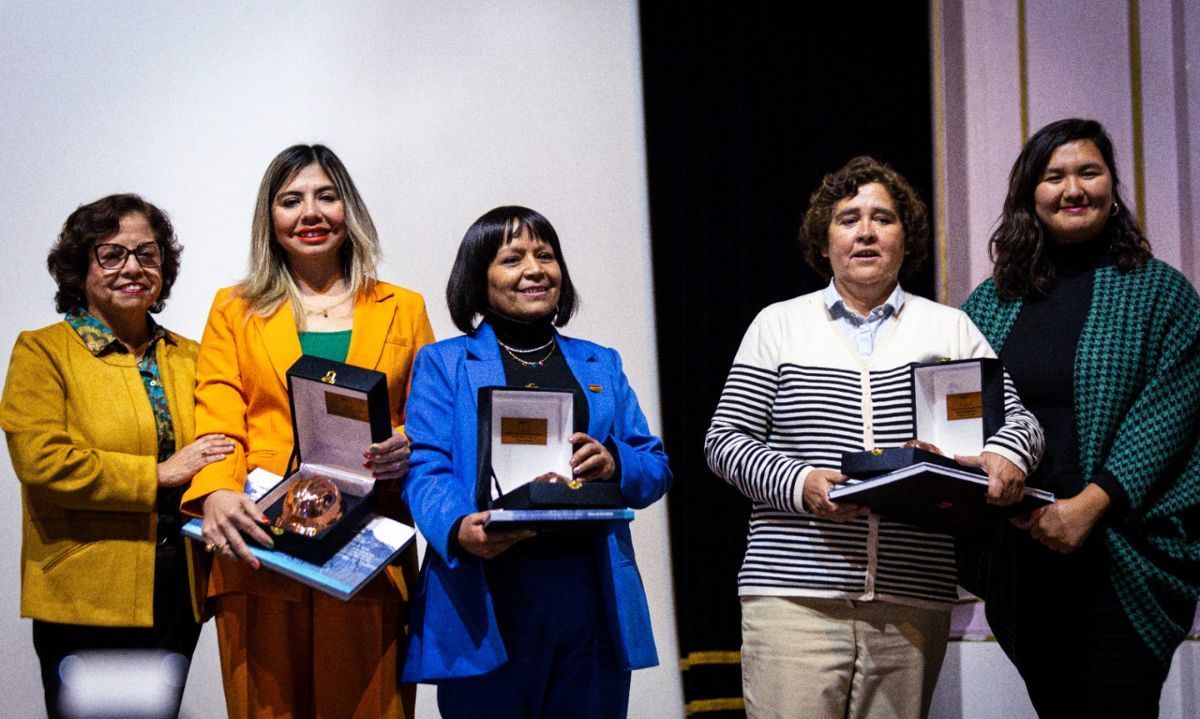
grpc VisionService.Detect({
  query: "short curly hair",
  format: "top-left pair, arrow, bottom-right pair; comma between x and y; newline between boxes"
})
798,156 -> 929,280
47,194 -> 182,314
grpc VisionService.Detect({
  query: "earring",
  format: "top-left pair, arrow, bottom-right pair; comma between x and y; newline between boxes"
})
1111,202 -> 1119,216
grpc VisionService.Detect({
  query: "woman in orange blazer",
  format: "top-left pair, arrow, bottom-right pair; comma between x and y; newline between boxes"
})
180,145 -> 434,719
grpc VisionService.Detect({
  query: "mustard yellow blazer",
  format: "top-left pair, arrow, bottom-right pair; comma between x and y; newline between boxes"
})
181,282 -> 435,602
0,321 -> 201,627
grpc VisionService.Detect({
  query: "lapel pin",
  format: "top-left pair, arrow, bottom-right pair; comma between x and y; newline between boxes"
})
588,384 -> 602,393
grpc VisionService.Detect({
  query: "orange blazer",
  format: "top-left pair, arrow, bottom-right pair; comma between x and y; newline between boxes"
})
181,281 -> 435,603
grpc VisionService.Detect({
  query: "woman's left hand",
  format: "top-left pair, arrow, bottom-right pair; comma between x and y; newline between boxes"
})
1028,484 -> 1111,553
364,428 -> 411,481
569,432 -> 615,482
954,451 -> 1026,505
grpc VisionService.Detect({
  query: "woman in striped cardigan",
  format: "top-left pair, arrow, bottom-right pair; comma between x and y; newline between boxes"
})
705,156 -> 1043,719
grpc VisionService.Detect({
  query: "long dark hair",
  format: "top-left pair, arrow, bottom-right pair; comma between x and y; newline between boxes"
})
990,118 -> 1151,300
446,206 -> 579,334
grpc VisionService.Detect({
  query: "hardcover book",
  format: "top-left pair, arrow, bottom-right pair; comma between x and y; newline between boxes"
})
184,468 -> 415,601
828,462 -> 1054,535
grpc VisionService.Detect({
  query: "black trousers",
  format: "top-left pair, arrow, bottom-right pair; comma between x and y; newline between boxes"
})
436,542 -> 630,719
32,541 -> 202,719
985,533 -> 1174,719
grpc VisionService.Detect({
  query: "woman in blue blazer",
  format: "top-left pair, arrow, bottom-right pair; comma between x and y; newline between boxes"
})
401,206 -> 671,718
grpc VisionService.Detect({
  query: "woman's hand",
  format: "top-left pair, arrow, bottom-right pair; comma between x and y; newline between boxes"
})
1028,484 -> 1111,553
954,451 -> 1026,505
365,428 -> 411,481
200,489 -> 274,569
157,434 -> 235,487
569,432 -> 615,482
803,469 -> 868,522
456,511 -> 536,559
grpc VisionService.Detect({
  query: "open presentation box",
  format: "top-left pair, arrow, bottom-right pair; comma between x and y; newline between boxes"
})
833,358 -> 1053,534
476,387 -> 627,528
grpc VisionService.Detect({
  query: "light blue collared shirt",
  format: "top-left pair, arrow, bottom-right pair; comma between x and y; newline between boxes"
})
823,281 -> 906,358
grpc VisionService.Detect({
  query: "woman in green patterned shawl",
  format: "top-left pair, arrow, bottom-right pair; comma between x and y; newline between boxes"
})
959,117 -> 1200,719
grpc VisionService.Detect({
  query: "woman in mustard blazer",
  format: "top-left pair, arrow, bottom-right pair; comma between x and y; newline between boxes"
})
180,145 -> 434,719
1,194 -> 232,719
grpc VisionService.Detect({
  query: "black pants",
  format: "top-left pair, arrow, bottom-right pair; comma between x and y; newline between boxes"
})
32,541 -> 202,719
437,540 -> 630,719
986,533 -> 1173,719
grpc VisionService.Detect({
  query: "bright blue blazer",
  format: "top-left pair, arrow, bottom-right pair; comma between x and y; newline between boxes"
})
400,322 -> 672,682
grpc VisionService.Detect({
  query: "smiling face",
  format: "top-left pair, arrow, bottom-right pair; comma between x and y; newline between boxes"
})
271,163 -> 347,267
1033,139 -> 1114,244
83,212 -> 163,327
486,225 -> 562,321
823,182 -> 906,308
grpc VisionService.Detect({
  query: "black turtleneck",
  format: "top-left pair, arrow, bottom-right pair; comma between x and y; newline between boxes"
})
999,234 -> 1128,516
484,308 -> 588,432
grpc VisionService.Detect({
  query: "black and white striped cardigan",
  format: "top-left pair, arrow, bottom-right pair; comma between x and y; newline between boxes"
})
705,290 -> 1044,607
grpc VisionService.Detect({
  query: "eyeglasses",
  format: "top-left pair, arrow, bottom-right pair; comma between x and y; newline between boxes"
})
93,242 -> 163,269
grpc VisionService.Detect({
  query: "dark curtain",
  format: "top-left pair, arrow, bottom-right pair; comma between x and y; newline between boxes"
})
639,3 -> 935,715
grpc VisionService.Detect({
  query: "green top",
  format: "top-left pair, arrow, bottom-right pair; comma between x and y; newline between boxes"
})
962,259 -> 1200,666
299,330 -> 352,363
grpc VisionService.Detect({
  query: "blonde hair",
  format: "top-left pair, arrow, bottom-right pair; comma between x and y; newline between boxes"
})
236,145 -> 379,329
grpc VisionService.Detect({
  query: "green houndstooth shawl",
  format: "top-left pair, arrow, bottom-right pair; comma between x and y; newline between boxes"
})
962,258 -> 1200,666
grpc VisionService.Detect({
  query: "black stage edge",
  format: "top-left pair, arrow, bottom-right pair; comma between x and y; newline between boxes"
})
639,2 -> 935,715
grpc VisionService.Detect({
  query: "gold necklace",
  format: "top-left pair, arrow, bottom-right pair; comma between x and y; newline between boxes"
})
301,291 -> 352,318
495,337 -> 555,354
498,337 -> 557,367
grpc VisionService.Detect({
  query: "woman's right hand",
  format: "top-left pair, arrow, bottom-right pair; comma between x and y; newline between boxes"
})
157,434 -> 235,487
803,469 -> 869,522
201,489 -> 274,569
456,511 -> 536,559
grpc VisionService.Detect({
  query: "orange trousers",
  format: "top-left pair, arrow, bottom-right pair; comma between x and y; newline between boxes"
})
213,592 -> 414,719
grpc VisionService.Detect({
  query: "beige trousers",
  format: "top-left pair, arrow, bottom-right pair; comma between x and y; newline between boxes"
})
740,595 -> 950,719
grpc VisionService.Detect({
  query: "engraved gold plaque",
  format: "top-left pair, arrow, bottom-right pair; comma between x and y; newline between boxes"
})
500,417 -> 549,445
946,392 -> 984,421
325,391 -> 370,422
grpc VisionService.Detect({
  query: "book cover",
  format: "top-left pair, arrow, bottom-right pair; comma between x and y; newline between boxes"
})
827,462 -> 1054,536
483,507 -> 634,529
183,468 -> 416,601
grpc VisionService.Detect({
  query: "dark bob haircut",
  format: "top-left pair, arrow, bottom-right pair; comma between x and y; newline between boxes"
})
47,193 -> 182,314
990,117 -> 1151,299
446,206 -> 579,334
798,156 -> 929,280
